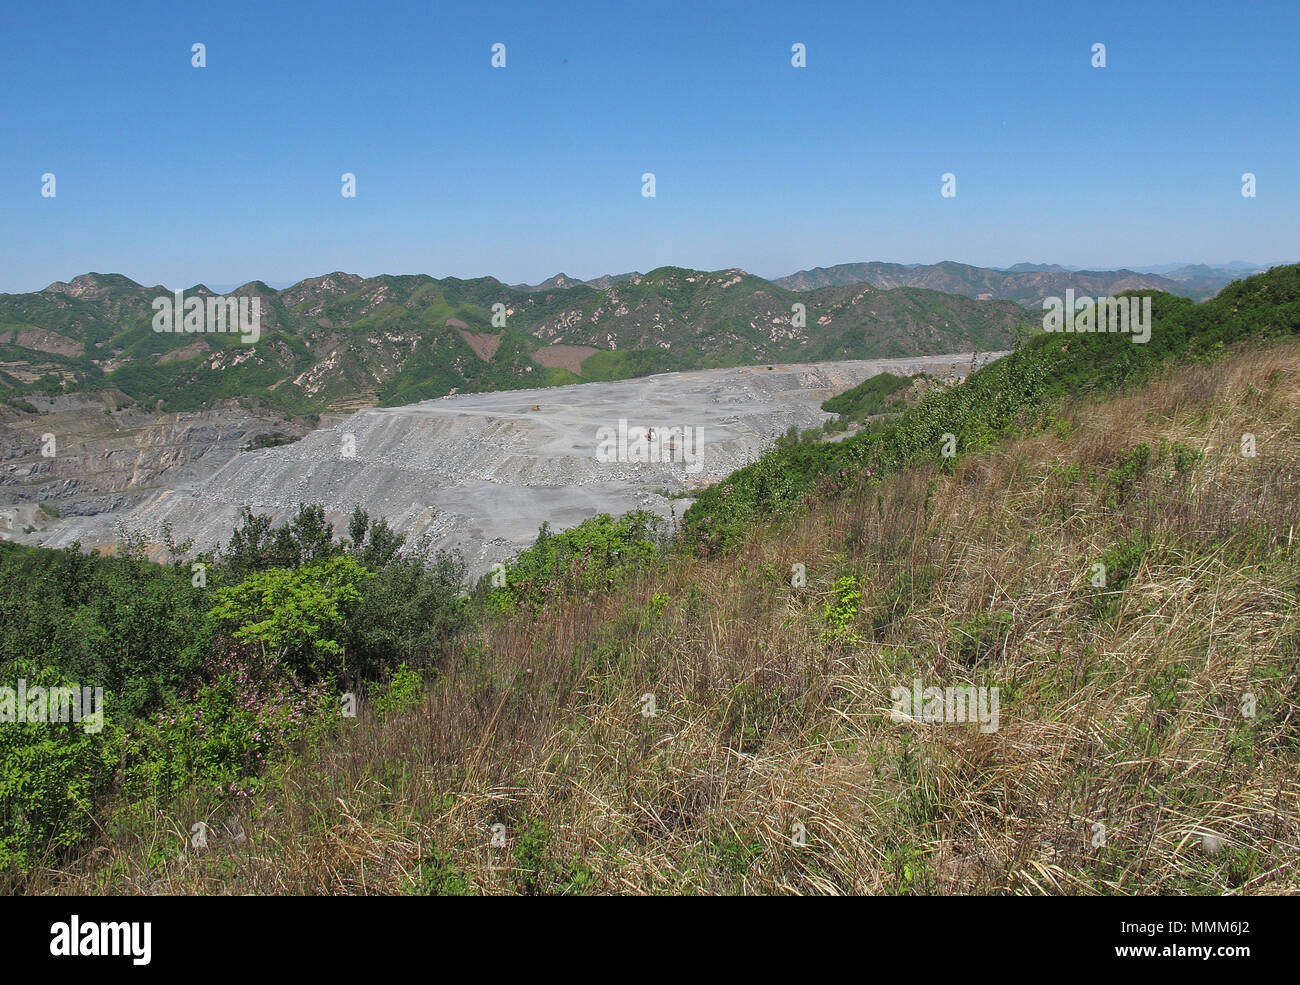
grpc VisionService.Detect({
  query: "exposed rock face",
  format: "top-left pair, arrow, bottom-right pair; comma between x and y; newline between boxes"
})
5,355 -> 999,575
0,394 -> 313,540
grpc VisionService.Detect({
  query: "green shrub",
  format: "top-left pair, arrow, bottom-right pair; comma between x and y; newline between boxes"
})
822,371 -> 917,420
0,674 -> 121,873
122,651 -> 333,801
410,846 -> 472,896
1089,536 -> 1148,620
372,662 -> 423,719
485,511 -> 664,610
820,575 -> 864,643
1103,444 -> 1152,505
344,551 -> 469,680
207,553 -> 373,679
502,816 -> 594,896
948,610 -> 1013,665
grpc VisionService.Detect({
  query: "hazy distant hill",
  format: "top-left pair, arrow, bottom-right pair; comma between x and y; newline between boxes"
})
1000,262 -> 1071,274
774,259 -> 1248,302
1135,261 -> 1269,276
1142,263 -> 1269,294
512,272 -> 643,291
0,268 -> 1027,415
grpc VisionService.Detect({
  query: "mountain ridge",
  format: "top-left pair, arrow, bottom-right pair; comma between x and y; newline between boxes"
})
0,267 -> 1028,415
773,259 -> 1275,301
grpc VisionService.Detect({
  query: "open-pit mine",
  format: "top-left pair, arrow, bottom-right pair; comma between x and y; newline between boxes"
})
1,354 -> 999,576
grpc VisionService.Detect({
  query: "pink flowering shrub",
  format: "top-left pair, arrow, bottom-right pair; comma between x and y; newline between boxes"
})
122,646 -> 333,800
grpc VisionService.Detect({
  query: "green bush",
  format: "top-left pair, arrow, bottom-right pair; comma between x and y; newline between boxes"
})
207,553 -> 373,679
0,672 -> 121,873
484,511 -> 664,610
344,550 -> 469,680
1103,444 -> 1152,505
820,575 -> 863,643
510,816 -> 591,895
948,611 -> 1014,665
410,846 -> 472,895
372,662 -> 423,719
122,651 -> 333,801
821,371 -> 917,420
1089,536 -> 1149,621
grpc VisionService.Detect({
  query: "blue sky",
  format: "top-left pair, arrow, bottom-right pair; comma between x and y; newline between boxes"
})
2,0 -> 1296,292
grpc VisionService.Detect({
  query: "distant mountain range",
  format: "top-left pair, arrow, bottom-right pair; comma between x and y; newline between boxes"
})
203,260 -> 1279,301
771,260 -> 1275,302
0,268 -> 1025,415
3,258 -> 1278,418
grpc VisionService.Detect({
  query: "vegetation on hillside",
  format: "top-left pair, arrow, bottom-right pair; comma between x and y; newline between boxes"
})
0,506 -> 467,873
683,269 -> 1299,556
821,370 -> 918,419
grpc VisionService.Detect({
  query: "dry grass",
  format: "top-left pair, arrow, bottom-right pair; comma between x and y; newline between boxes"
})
33,343 -> 1300,895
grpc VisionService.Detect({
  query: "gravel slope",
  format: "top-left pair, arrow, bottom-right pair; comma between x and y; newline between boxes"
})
21,354 -> 1000,574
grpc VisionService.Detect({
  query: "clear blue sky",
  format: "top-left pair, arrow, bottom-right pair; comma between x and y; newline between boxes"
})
2,0 -> 1296,292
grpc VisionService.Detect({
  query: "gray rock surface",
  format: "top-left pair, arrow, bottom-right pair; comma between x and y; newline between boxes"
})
6,354 -> 1000,575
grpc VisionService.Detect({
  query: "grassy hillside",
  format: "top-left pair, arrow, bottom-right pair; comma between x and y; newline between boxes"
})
682,269 -> 1298,555
821,371 -> 918,419
5,265 -> 1299,895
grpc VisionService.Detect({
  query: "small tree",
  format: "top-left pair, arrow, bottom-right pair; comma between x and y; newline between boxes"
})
207,553 -> 373,679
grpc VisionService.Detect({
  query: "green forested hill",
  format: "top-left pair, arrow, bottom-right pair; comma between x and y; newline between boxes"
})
0,267 -> 1027,414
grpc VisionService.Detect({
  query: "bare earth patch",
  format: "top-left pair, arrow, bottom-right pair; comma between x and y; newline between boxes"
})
532,343 -> 598,375
0,328 -> 83,357
158,340 -> 210,364
457,329 -> 501,361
